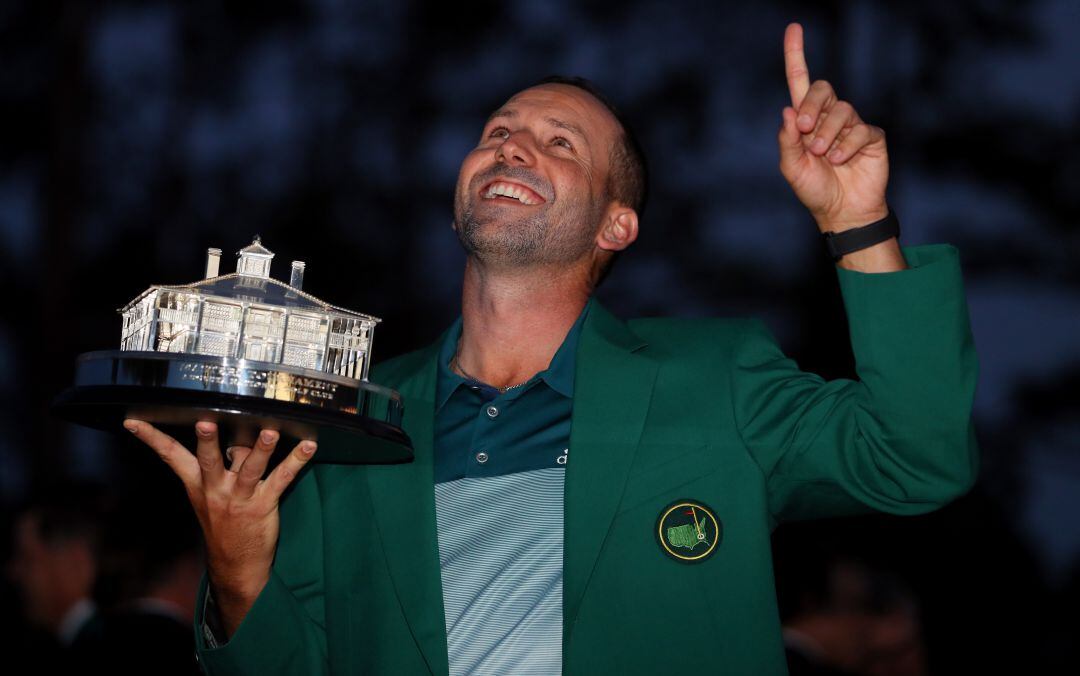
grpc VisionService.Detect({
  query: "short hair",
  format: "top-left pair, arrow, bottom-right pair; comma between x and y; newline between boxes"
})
533,76 -> 648,287
16,486 -> 107,556
533,75 -> 649,217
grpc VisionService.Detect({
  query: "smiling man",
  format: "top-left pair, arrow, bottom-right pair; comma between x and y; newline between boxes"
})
127,23 -> 979,675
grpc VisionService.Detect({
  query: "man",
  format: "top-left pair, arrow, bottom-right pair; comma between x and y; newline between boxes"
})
6,488 -> 107,669
126,23 -> 979,674
91,491 -> 205,676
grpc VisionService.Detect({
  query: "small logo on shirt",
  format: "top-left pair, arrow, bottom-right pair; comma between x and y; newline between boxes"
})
655,499 -> 722,564
556,448 -> 568,465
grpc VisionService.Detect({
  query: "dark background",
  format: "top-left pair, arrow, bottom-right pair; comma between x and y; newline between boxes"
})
1,0 -> 1077,672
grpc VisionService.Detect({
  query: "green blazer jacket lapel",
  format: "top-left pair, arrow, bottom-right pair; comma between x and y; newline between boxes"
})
564,300 -> 658,640
365,336 -> 448,675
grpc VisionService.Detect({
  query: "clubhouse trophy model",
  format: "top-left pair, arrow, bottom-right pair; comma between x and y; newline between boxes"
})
52,237 -> 413,464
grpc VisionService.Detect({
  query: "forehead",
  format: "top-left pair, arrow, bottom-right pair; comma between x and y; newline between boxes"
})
490,84 -> 621,142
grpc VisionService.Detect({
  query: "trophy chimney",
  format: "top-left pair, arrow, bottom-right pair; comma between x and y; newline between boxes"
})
290,261 -> 306,290
205,248 -> 222,279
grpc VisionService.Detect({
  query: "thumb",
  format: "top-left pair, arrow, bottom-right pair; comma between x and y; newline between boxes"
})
777,106 -> 804,177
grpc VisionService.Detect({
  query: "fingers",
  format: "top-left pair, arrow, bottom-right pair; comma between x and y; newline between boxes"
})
124,419 -> 200,487
777,106 -> 805,177
226,445 -> 253,472
795,80 -> 836,135
263,440 -> 318,502
234,429 -> 280,498
195,421 -> 226,487
807,101 -> 858,157
828,123 -> 884,164
784,22 -> 810,108
781,25 -> 884,174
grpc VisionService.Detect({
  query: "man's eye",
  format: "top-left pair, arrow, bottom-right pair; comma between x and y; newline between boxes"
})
489,127 -> 510,139
552,137 -> 573,150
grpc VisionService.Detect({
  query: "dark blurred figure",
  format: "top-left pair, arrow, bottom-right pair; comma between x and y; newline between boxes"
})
4,485 -> 108,671
779,551 -> 926,676
92,486 -> 204,676
3,481 -> 204,675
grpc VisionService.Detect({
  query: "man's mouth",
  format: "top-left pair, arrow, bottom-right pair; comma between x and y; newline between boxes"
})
480,181 -> 546,206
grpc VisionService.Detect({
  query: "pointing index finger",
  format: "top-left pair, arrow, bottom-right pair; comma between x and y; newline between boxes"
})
784,22 -> 810,108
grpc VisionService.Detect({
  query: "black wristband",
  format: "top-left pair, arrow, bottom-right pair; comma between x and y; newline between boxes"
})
821,209 -> 900,262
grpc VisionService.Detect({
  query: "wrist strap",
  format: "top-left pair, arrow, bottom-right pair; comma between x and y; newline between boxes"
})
821,209 -> 900,261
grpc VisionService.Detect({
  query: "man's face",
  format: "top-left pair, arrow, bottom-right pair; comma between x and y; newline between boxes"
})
453,83 -> 622,269
6,513 -> 95,632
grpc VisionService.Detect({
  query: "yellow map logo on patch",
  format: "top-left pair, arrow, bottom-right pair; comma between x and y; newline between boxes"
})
656,500 -> 722,563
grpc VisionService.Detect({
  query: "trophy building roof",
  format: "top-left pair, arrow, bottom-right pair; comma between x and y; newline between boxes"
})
120,275 -> 379,320
118,236 -> 380,322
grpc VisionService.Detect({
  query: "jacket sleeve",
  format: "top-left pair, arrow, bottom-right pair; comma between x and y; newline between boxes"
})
193,465 -> 330,675
731,243 -> 980,525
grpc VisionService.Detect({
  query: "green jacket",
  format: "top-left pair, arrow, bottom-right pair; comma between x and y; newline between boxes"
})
194,243 -> 979,675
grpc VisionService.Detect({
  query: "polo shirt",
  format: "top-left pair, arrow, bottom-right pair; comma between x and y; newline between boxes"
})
433,302 -> 589,676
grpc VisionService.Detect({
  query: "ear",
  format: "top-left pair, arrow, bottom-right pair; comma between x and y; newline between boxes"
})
596,205 -> 639,252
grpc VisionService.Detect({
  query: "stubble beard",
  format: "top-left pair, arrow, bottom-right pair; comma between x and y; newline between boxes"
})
453,180 -> 601,270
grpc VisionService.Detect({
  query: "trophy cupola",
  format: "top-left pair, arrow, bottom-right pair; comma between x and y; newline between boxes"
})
236,235 -> 274,279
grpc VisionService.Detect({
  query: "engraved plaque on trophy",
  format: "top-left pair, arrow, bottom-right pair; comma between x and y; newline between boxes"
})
52,237 -> 413,464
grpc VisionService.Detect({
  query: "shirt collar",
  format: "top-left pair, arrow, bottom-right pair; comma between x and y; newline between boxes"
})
435,298 -> 592,411
58,597 -> 96,646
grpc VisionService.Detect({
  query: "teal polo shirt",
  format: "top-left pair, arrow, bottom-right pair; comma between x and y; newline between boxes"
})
433,301 -> 590,676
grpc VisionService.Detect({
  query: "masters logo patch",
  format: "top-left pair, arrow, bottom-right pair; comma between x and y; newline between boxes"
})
655,499 -> 722,563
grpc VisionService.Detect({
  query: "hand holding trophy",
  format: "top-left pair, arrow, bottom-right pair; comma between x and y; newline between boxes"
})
122,419 -> 310,635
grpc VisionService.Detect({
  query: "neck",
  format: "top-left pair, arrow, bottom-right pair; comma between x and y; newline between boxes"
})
456,257 -> 592,390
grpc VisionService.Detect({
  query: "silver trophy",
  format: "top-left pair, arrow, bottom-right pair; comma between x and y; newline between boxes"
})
53,237 -> 412,464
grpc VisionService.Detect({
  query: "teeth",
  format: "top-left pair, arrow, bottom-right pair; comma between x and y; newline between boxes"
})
484,182 -> 538,205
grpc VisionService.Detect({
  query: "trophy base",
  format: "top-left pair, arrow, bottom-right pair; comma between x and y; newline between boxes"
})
52,351 -> 413,465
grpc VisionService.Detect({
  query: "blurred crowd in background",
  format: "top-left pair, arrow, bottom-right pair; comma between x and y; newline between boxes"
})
1,0 -> 1077,673
3,480 -> 203,674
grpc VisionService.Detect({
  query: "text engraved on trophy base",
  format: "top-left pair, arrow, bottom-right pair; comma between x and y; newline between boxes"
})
177,362 -> 341,402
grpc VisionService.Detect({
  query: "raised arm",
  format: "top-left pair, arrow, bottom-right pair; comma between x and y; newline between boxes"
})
727,25 -> 981,524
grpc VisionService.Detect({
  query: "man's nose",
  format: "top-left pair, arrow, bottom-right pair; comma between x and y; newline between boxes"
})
495,131 -> 535,166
